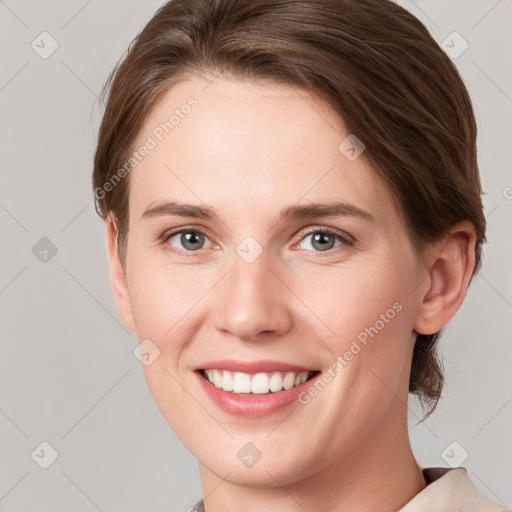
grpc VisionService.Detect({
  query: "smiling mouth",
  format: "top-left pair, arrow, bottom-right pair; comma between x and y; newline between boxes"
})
197,369 -> 321,395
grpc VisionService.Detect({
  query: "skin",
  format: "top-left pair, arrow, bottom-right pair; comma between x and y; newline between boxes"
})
105,75 -> 476,512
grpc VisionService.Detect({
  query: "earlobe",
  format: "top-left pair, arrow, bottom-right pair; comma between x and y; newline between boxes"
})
105,216 -> 136,332
413,221 -> 477,335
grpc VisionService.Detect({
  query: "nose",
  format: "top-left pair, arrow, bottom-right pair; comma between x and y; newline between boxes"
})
211,249 -> 293,343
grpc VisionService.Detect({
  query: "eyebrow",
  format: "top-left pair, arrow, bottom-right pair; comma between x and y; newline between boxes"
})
141,200 -> 374,223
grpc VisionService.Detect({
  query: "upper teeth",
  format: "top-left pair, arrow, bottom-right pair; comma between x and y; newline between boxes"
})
203,369 -> 311,394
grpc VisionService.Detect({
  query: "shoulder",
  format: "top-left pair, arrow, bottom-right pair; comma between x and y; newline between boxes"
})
188,469 -> 508,512
399,466 -> 509,512
187,499 -> 204,512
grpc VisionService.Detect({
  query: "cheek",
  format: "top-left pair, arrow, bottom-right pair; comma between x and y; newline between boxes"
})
291,258 -> 417,385
127,253 -> 219,347
295,263 -> 406,339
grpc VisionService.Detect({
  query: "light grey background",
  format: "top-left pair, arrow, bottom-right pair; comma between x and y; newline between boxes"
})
0,1 -> 511,511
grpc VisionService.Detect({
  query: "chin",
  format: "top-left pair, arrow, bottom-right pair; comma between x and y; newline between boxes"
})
193,435 -> 316,488
209,459 -> 309,488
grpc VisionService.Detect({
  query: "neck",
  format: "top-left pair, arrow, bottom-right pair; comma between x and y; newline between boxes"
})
198,410 -> 427,512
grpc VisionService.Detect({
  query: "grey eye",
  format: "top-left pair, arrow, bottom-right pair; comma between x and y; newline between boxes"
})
299,231 -> 342,252
167,230 -> 208,251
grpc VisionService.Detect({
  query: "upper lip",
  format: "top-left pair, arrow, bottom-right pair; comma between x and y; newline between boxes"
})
195,359 -> 317,373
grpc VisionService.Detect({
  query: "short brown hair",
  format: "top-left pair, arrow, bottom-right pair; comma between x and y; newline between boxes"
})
92,0 -> 486,418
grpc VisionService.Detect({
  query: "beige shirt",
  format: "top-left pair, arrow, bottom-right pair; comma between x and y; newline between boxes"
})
190,466 -> 509,511
399,466 -> 509,511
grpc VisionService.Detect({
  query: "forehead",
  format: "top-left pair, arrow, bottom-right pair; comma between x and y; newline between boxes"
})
128,76 -> 393,223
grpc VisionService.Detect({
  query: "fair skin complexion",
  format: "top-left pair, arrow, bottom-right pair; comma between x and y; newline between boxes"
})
105,76 -> 476,512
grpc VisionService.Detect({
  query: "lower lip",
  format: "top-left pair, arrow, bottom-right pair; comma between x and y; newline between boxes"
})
195,371 -> 321,417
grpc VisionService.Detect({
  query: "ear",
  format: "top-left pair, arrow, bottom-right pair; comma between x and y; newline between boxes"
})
413,221 -> 477,335
104,216 -> 136,332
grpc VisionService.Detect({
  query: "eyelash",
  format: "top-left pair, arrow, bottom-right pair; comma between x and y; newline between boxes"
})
158,225 -> 355,257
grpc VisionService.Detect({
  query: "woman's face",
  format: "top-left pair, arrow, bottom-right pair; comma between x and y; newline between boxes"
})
117,76 -> 428,486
